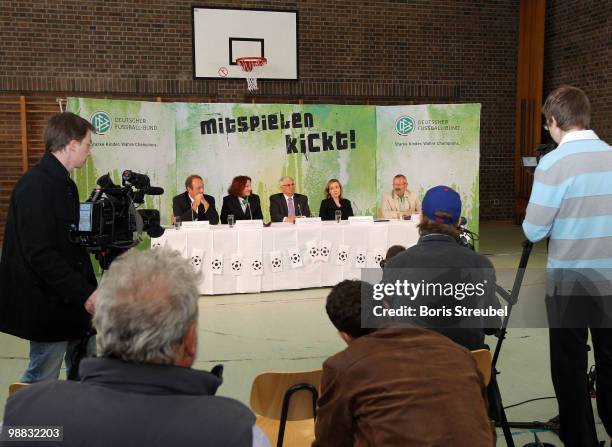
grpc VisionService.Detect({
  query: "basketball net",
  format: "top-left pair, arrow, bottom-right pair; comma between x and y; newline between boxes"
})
236,57 -> 267,92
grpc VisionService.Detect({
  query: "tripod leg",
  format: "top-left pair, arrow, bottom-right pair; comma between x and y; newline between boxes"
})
490,373 -> 515,447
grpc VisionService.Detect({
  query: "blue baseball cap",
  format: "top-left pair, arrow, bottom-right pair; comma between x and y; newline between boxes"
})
422,185 -> 462,224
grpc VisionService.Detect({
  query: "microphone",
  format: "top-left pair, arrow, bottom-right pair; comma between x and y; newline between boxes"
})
245,195 -> 253,220
145,186 -> 164,196
88,187 -> 102,202
297,203 -> 302,217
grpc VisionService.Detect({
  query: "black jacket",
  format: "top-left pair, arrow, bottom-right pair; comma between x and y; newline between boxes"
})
172,191 -> 219,224
1,357 -> 255,447
220,194 -> 264,224
269,193 -> 311,222
319,197 -> 354,221
382,233 -> 500,350
0,152 -> 97,342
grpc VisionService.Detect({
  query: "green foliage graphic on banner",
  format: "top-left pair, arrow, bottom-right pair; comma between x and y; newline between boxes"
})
67,98 -> 481,249
67,98 -> 176,263
175,103 -> 378,219
376,104 -> 481,239
68,97 -> 176,222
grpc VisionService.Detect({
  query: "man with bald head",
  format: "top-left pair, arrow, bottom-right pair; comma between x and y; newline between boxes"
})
269,176 -> 311,223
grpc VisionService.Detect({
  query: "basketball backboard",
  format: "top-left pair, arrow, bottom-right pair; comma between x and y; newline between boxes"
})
192,7 -> 298,80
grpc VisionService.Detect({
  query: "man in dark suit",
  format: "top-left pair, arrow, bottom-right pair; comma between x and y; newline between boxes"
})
0,112 -> 98,383
172,175 -> 219,224
269,176 -> 310,223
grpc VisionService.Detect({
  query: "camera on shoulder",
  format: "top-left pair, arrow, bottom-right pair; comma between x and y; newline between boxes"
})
70,170 -> 164,269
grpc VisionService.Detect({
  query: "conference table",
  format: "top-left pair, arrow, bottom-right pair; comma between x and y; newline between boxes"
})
152,219 -> 420,295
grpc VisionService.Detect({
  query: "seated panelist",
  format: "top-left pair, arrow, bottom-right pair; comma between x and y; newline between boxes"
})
319,179 -> 354,221
220,175 -> 264,224
172,175 -> 219,224
269,176 -> 310,223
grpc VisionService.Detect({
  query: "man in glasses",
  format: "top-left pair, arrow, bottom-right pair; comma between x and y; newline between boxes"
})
380,174 -> 421,219
523,85 -> 612,447
269,176 -> 311,223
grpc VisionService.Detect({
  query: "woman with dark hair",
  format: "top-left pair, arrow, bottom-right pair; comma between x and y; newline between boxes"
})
220,175 -> 264,224
319,179 -> 354,221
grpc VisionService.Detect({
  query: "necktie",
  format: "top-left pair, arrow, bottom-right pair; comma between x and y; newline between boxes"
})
240,198 -> 247,213
287,197 -> 295,217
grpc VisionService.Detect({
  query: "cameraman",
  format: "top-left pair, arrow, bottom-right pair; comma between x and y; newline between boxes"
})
0,112 -> 98,382
523,85 -> 612,447
381,185 -> 499,350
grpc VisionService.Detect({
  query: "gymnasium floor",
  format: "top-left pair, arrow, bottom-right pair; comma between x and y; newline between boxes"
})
0,221 -> 608,446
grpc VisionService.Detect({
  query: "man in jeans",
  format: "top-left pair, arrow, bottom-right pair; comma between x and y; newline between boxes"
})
523,85 -> 612,446
0,112 -> 97,382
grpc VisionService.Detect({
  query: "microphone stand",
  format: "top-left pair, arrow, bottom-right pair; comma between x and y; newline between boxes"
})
245,195 -> 253,219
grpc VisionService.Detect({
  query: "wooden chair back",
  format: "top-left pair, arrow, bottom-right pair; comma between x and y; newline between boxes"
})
8,382 -> 30,396
471,349 -> 492,386
250,369 -> 322,421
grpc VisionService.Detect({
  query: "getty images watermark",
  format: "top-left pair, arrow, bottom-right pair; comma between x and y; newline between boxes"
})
371,278 -> 507,320
360,267 -> 612,329
361,268 -> 508,329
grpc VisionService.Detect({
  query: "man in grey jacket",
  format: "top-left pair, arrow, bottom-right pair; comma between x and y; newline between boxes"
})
2,248 -> 269,447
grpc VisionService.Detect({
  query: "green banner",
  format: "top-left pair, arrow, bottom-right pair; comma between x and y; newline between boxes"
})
68,99 -> 480,233
67,97 -> 176,223
376,104 -> 481,235
175,103 -> 378,218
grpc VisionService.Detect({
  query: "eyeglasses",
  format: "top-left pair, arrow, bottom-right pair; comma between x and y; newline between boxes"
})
281,183 -> 295,187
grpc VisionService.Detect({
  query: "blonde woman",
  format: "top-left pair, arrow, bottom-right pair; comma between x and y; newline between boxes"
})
319,179 -> 354,221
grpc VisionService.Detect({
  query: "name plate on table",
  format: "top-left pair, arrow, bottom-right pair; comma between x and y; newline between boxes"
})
181,221 -> 210,230
295,217 -> 322,226
235,219 -> 264,228
348,216 -> 374,224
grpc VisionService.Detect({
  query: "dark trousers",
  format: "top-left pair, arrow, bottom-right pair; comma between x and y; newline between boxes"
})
547,295 -> 612,446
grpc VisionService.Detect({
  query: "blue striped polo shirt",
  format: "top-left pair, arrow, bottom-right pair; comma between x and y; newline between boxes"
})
523,130 -> 612,294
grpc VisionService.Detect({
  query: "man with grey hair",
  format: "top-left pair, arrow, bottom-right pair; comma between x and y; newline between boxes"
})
380,174 -> 421,219
269,175 -> 311,222
2,248 -> 270,447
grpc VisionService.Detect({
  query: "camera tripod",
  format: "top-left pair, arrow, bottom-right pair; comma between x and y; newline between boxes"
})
489,240 -> 560,447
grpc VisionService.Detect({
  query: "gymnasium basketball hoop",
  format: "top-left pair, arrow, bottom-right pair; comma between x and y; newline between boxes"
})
236,56 -> 267,92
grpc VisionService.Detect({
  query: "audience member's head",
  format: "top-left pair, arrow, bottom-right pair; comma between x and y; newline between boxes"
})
380,244 -> 405,268
542,84 -> 590,132
418,185 -> 462,239
93,248 -> 201,367
326,280 -> 375,344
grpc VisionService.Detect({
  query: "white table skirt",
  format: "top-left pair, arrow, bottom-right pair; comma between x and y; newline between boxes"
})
151,220 -> 419,295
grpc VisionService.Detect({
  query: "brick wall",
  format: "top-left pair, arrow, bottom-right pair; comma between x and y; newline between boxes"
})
543,0 -> 612,142
0,0 -> 521,227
